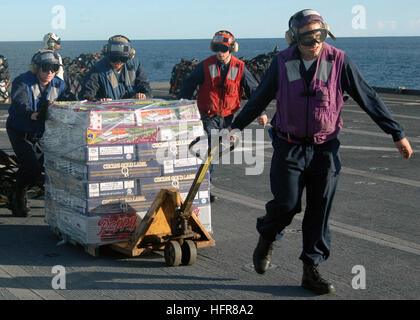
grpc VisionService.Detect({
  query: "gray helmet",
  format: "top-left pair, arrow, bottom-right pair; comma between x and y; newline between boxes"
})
32,50 -> 61,65
285,9 -> 336,46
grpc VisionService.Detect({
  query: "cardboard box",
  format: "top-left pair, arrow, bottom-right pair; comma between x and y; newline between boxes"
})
137,139 -> 193,161
45,158 -> 162,181
138,172 -> 210,195
88,180 -> 137,199
57,209 -> 142,245
44,144 -> 137,163
179,188 -> 211,207
191,204 -> 212,234
50,193 -> 155,216
87,160 -> 162,181
49,190 -> 210,217
135,101 -> 200,125
157,121 -> 204,142
161,158 -> 202,175
86,121 -> 204,145
86,145 -> 137,162
46,168 -> 137,199
87,126 -> 159,145
89,110 -> 136,130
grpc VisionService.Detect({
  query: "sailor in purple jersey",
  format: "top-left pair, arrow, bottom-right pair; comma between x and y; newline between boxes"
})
229,9 -> 413,295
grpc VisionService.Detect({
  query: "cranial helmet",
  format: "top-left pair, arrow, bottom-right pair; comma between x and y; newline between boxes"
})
102,35 -> 136,60
32,50 -> 60,65
285,9 -> 336,46
210,30 -> 239,53
30,50 -> 62,73
43,33 -> 61,50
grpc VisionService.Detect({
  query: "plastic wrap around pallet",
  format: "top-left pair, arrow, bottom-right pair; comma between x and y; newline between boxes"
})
44,99 -> 212,246
44,100 -> 204,159
47,99 -> 200,125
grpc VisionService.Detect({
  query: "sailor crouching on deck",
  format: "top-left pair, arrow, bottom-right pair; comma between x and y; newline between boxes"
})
80,35 -> 152,101
229,9 -> 413,295
6,50 -> 66,217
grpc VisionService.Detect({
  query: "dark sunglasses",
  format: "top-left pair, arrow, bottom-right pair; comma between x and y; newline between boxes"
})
41,62 -> 60,73
109,56 -> 129,63
212,44 -> 229,53
298,28 -> 328,46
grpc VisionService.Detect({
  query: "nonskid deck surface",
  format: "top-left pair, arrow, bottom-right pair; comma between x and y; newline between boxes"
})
0,83 -> 419,301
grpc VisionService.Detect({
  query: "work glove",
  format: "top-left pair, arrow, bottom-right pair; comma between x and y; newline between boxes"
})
37,100 -> 54,121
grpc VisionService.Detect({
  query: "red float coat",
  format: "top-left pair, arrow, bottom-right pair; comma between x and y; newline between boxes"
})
197,55 -> 244,117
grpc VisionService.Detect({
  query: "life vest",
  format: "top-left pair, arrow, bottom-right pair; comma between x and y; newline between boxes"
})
271,43 -> 345,144
7,71 -> 64,138
95,57 -> 138,100
197,55 -> 244,117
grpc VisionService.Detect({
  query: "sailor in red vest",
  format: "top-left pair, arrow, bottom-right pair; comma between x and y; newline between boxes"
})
229,10 -> 413,294
178,30 -> 268,202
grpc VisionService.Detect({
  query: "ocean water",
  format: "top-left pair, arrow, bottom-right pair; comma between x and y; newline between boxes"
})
0,37 -> 419,90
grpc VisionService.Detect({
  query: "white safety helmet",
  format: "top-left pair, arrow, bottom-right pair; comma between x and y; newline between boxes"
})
43,33 -> 61,50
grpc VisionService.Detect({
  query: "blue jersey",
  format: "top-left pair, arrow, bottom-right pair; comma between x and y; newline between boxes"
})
7,71 -> 65,138
80,57 -> 152,100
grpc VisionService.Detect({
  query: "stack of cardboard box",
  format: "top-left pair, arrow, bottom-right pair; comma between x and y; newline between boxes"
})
44,99 -> 211,245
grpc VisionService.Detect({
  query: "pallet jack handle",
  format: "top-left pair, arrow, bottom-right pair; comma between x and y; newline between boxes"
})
179,132 -> 239,215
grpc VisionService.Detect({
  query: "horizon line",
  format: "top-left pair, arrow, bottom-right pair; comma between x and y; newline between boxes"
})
1,35 -> 420,42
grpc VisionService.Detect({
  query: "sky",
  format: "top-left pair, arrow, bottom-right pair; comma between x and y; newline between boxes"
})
1,0 -> 420,41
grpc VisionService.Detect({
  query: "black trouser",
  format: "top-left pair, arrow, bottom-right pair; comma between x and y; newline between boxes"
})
7,127 -> 44,190
200,114 -> 234,182
257,134 -> 341,266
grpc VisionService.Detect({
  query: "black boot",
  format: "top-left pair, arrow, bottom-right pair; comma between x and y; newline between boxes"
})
9,187 -> 30,217
301,263 -> 336,295
253,235 -> 274,274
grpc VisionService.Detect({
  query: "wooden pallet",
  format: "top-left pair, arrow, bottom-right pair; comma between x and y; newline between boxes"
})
49,226 -> 101,257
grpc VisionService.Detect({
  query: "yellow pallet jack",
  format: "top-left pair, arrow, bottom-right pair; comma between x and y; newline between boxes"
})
111,133 -> 237,266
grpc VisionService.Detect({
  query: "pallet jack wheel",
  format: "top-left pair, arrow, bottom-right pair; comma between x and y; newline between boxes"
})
164,240 -> 182,267
181,240 -> 197,266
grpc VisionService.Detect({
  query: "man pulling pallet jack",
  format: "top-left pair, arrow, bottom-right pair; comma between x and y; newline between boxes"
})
228,9 -> 413,295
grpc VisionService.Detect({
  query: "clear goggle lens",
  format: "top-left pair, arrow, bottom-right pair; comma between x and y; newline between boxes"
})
298,29 -> 328,46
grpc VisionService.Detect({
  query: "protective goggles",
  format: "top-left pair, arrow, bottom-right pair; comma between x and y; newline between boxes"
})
212,44 -> 229,53
40,62 -> 60,73
297,28 -> 328,46
109,55 -> 130,63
